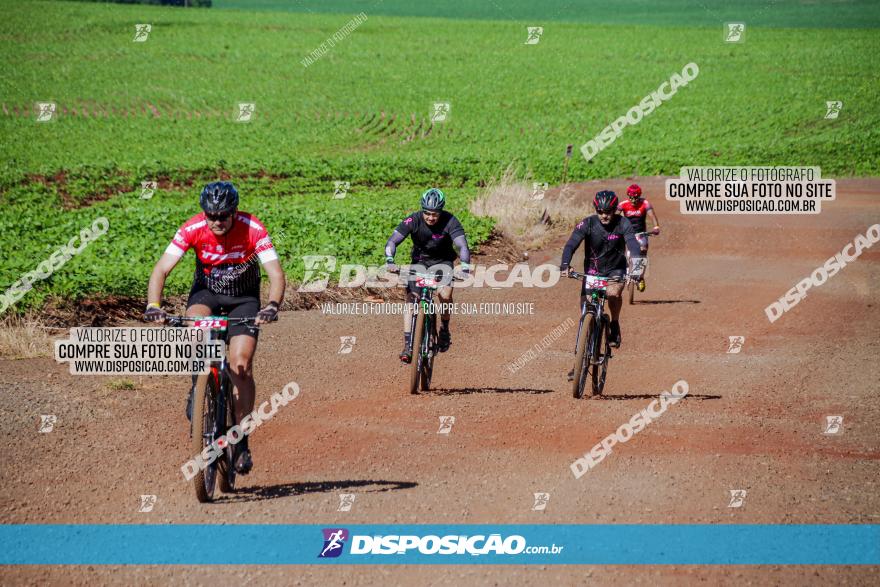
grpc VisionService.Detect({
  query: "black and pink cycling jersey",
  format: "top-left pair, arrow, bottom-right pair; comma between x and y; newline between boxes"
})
560,215 -> 641,275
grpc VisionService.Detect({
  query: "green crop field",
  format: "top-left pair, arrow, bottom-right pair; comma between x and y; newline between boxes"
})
1,0 -> 878,313
216,0 -> 880,28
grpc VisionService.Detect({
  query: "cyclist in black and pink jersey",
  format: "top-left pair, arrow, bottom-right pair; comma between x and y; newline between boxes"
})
384,188 -> 471,363
560,190 -> 645,354
144,182 -> 286,475
617,184 -> 661,292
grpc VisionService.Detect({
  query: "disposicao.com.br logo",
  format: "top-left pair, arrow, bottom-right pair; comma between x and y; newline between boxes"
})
318,529 -> 563,558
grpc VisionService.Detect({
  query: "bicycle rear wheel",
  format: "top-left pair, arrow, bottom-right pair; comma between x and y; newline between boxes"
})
191,372 -> 218,503
572,315 -> 594,399
591,318 -> 610,396
409,306 -> 426,394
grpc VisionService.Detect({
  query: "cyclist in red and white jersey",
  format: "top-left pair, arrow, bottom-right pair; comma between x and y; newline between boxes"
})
617,184 -> 661,292
144,181 -> 286,475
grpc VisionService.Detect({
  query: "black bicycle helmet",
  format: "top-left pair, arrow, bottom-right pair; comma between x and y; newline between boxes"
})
420,188 -> 446,211
593,190 -> 618,212
200,181 -> 239,214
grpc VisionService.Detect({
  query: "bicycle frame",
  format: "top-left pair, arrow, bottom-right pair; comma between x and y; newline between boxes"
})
405,271 -> 442,393
572,273 -> 609,357
413,287 -> 437,361
568,271 -> 613,398
166,314 -> 265,501
399,268 -> 463,394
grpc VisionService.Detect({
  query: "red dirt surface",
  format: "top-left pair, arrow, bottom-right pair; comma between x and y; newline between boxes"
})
1,177 -> 878,585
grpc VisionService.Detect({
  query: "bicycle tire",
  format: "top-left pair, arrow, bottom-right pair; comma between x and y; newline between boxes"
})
191,372 -> 217,503
572,315 -> 594,399
591,318 -> 609,396
218,381 -> 237,494
409,305 -> 426,394
627,279 -> 636,305
420,319 -> 436,391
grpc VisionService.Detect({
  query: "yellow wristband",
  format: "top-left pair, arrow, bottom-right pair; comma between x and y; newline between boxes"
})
147,302 -> 161,309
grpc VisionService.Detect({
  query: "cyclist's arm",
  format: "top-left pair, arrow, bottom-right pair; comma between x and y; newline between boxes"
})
384,230 -> 407,262
647,207 -> 660,230
147,252 -> 182,306
445,216 -> 471,267
621,220 -> 643,260
560,220 -> 588,269
261,259 -> 286,306
452,234 -> 471,265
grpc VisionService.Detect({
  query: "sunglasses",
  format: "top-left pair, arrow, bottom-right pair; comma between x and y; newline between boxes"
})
206,212 -> 233,222
421,210 -> 440,218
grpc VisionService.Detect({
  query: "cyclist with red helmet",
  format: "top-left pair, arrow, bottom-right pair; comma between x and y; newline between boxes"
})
617,183 -> 660,292
144,181 -> 286,476
560,190 -> 645,353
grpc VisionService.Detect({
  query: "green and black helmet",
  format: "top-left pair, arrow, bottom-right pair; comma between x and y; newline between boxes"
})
420,188 -> 446,211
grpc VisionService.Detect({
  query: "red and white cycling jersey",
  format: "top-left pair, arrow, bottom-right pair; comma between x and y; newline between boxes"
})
165,211 -> 278,297
617,199 -> 653,233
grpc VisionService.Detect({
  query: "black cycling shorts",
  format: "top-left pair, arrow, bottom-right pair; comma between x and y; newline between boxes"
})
187,288 -> 260,339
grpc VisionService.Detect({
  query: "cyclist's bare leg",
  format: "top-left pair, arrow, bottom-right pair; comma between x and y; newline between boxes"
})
185,304 -> 213,409
186,303 -> 212,318
437,285 -> 453,350
607,280 -> 625,347
437,285 -> 453,322
607,283 -> 624,321
402,291 -> 417,337
227,334 -> 257,423
400,291 -> 417,360
638,235 -> 649,288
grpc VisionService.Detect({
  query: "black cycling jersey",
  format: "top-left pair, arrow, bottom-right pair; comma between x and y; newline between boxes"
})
394,211 -> 465,266
560,214 -> 642,275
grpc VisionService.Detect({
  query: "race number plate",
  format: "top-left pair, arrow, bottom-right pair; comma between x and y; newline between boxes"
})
415,277 -> 439,288
584,275 -> 608,289
193,317 -> 228,330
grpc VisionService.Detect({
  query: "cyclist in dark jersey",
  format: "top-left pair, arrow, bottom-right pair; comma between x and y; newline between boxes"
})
384,188 -> 471,363
617,184 -> 661,292
144,182 -> 286,475
560,190 -> 645,351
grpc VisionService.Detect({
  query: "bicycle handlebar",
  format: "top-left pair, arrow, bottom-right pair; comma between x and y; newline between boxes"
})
164,315 -> 277,327
566,270 -> 643,283
395,268 -> 466,282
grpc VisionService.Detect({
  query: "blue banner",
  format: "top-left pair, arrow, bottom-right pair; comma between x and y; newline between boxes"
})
1,525 -> 878,565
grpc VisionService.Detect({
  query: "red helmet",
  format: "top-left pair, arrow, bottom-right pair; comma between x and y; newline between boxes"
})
626,184 -> 642,200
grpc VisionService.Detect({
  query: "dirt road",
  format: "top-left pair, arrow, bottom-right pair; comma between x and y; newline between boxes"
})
2,177 -> 878,585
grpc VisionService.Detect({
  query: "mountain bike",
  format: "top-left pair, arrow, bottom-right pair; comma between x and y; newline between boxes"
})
167,315 -> 269,503
568,271 -> 614,399
627,232 -> 656,305
402,269 -> 462,394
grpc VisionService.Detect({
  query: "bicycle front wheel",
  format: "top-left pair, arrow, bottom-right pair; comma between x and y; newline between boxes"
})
572,315 -> 594,399
591,319 -> 609,396
191,372 -> 218,503
420,319 -> 436,391
409,305 -> 426,395
218,382 -> 237,494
